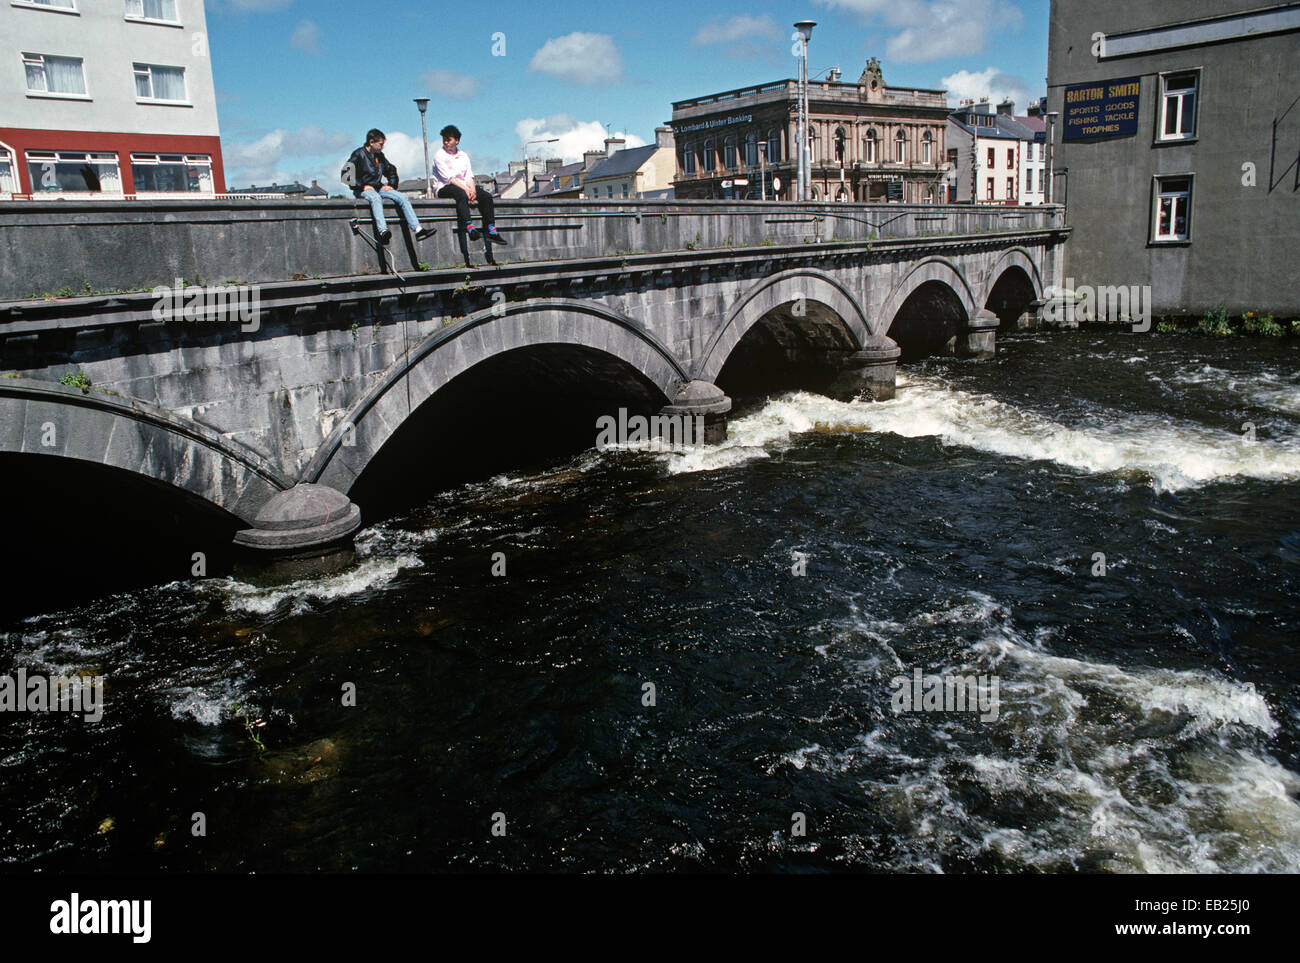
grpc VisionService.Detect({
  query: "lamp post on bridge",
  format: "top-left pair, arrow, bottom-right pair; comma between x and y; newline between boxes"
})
794,20 -> 815,203
414,98 -> 431,198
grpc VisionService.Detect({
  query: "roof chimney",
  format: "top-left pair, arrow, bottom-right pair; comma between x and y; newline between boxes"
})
829,66 -> 841,82
583,149 -> 605,170
604,136 -> 625,158
655,126 -> 675,150
996,99 -> 1015,116
545,157 -> 564,172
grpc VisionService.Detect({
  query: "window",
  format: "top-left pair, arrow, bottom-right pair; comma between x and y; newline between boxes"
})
986,147 -> 995,169
946,147 -> 958,167
1153,175 -> 1192,241
834,126 -> 846,164
985,177 -> 993,201
922,131 -> 932,164
134,63 -> 186,101
15,0 -> 76,9
724,135 -> 737,170
702,139 -> 713,172
0,145 -> 14,196
766,128 -> 780,163
1159,71 -> 1197,141
682,144 -> 696,175
744,132 -> 758,168
23,53 -> 86,95
131,153 -> 213,193
1007,148 -> 1014,167
1038,168 -> 1045,193
864,130 -> 877,163
895,131 -> 905,163
125,0 -> 178,22
1006,176 -> 1014,198
26,150 -> 121,193
605,185 -> 613,198
621,183 -> 629,198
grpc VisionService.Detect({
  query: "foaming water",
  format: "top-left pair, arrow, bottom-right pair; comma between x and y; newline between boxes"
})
791,591 -> 1300,873
653,375 -> 1300,492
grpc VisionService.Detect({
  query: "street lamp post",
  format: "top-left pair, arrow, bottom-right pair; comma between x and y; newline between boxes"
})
414,98 -> 431,198
794,20 -> 815,202
1045,110 -> 1059,205
524,138 -> 558,197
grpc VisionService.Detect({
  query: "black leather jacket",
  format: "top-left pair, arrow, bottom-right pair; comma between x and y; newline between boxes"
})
345,145 -> 398,196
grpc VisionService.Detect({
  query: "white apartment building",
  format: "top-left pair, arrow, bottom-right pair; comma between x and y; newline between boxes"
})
1,0 -> 225,198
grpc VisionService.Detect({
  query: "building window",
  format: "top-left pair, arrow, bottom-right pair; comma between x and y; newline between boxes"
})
1038,168 -> 1045,193
1159,71 -> 1197,141
702,139 -> 714,172
26,150 -> 122,193
834,126 -> 846,164
985,177 -> 993,201
0,145 -> 15,196
724,135 -> 737,170
15,0 -> 77,9
621,183 -> 629,198
807,129 -> 817,165
131,153 -> 213,193
125,0 -> 178,22
1153,175 -> 1192,241
606,185 -> 613,198
986,146 -> 995,169
134,63 -> 186,101
682,144 -> 696,175
744,132 -> 758,168
922,131 -> 932,165
1007,148 -> 1014,167
895,131 -> 906,163
23,53 -> 86,95
1006,176 -> 1014,198
864,130 -> 877,163
766,128 -> 781,163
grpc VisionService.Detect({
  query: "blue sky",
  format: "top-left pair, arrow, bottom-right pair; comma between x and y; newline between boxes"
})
209,0 -> 1048,190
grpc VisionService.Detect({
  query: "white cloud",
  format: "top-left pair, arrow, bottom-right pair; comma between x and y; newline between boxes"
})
418,68 -> 481,101
515,115 -> 646,163
289,20 -> 321,55
692,14 -> 783,58
816,0 -> 1023,63
224,125 -> 354,185
941,67 -> 1034,110
529,33 -> 624,85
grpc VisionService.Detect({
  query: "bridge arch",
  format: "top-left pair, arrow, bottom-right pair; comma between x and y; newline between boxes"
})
0,379 -> 290,523
982,247 -> 1045,327
696,268 -> 872,384
307,299 -> 688,495
874,257 -> 979,337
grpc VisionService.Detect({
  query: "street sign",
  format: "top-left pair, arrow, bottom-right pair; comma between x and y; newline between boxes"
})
773,177 -> 782,192
732,178 -> 749,186
721,180 -> 732,188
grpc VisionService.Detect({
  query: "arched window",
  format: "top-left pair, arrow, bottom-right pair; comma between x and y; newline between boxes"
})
807,127 -> 817,165
834,126 -> 846,163
702,139 -> 714,172
724,134 -> 737,170
744,132 -> 758,168
766,128 -> 781,163
864,129 -> 877,164
895,130 -> 906,163
922,130 -> 933,165
835,188 -> 848,202
682,143 -> 696,175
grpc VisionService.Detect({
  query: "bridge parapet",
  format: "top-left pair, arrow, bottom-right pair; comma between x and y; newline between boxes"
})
0,199 -> 1065,303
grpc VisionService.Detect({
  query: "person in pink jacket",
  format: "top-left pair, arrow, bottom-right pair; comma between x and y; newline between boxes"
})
431,124 -> 506,267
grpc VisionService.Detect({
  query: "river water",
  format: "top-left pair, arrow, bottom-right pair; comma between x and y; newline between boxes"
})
3,331 -> 1298,872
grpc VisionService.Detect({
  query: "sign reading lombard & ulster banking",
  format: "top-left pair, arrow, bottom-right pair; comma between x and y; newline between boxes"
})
1063,77 -> 1140,140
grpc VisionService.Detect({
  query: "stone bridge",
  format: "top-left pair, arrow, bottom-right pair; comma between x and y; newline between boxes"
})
0,198 -> 1066,552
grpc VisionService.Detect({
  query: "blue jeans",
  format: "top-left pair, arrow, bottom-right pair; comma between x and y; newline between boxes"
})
359,187 -> 420,234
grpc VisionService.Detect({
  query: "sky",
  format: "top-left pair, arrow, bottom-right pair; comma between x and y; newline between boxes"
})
207,0 -> 1050,190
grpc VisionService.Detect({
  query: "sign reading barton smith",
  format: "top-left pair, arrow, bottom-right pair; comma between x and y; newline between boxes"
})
1063,77 -> 1140,140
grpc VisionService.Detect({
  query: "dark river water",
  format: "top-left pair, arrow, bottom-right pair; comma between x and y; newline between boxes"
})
3,331 -> 1298,872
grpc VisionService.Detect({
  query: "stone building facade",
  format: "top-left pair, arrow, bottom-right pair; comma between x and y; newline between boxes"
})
671,59 -> 949,203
